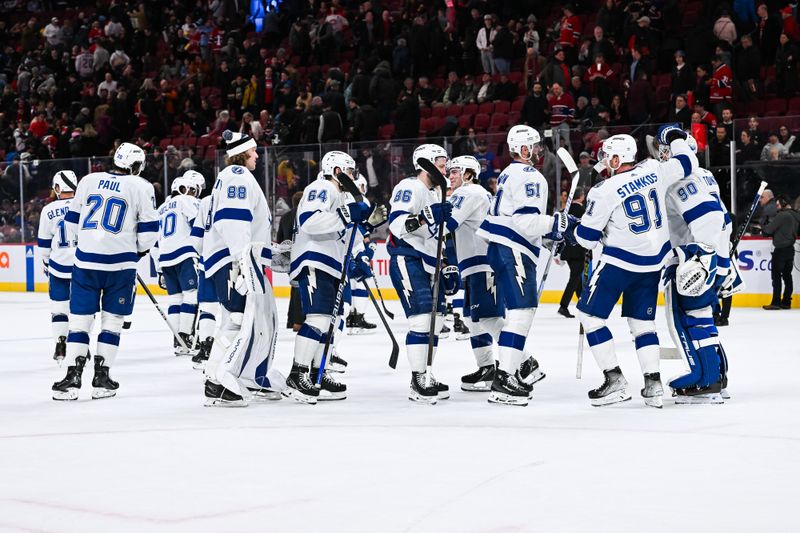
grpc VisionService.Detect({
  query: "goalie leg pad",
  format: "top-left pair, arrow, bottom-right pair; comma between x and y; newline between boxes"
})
578,310 -> 619,372
666,285 -> 721,389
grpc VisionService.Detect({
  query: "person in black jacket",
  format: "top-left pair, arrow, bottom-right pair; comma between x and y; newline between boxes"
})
394,92 -> 420,139
277,191 -> 305,330
558,187 -> 587,318
350,98 -> 379,141
521,81 -> 548,129
762,195 -> 800,309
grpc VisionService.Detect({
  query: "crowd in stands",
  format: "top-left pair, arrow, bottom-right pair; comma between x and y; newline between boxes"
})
1,0 -> 800,241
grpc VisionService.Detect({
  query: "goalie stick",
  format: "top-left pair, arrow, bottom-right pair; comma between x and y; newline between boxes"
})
415,157 -> 450,388
136,274 -> 189,350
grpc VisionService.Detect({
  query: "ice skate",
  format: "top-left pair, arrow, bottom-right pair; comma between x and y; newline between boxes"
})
461,365 -> 495,392
282,364 -> 319,404
53,335 -> 66,363
641,372 -> 663,409
192,337 -> 213,370
518,355 -> 546,386
445,302 -> 454,321
408,371 -> 438,404
52,356 -> 87,401
346,310 -> 376,335
247,387 -> 283,401
488,370 -> 529,406
204,380 -> 248,407
588,367 -> 631,406
328,350 -> 348,373
439,323 -> 451,339
453,313 -> 471,340
91,356 -> 119,399
674,382 -> 724,405
428,371 -> 449,399
312,366 -> 347,401
174,333 -> 196,356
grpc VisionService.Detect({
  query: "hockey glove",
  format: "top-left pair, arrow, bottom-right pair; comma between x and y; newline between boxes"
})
364,204 -> 388,232
421,202 -> 453,225
441,265 -> 461,296
718,257 -> 745,298
42,261 -> 49,278
363,242 -> 377,261
271,240 -> 292,274
545,212 -> 579,243
158,273 -> 167,290
348,251 -> 374,282
337,201 -> 372,226
657,123 -> 687,145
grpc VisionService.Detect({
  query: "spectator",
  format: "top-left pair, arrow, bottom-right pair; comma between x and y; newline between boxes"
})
775,32 -> 798,95
318,100 -> 344,143
522,81 -> 548,129
523,15 -> 541,54
757,188 -> 777,226
694,100 -> 718,129
719,107 -> 735,138
474,138 -> 497,184
416,76 -> 437,107
762,194 -> 800,309
754,4 -> 781,66
28,112 -> 48,139
394,93 -> 420,140
747,116 -> 766,146
589,26 -> 616,65
492,20 -> 515,74
457,75 -> 478,105
441,72 -> 462,105
392,37 -> 410,78
628,71 -> 655,124
559,5 -> 582,64
548,82 -> 575,150
369,60 -> 396,124
709,125 -> 731,167
693,64 -> 711,104
557,186 -> 586,318
760,132 -> 787,160
736,130 -> 762,163
708,54 -> 733,116
570,75 -> 591,105
476,73 -> 496,104
781,6 -> 800,41
608,93 -> 628,126
735,35 -> 762,101
541,46 -> 570,88
350,98 -> 379,142
98,73 -> 118,96
43,17 -> 63,48
777,125 -> 799,157
713,10 -> 738,44
670,50 -> 694,98
476,14 -> 497,75
668,94 -> 692,129
495,74 -> 517,102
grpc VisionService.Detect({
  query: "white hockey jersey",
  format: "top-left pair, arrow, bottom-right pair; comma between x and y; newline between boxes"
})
290,178 -> 352,280
203,165 -> 272,277
575,140 -> 698,273
448,182 -> 492,276
665,168 -> 727,247
64,171 -> 159,272
190,195 -> 212,264
37,198 -> 76,279
155,194 -> 200,269
387,176 -> 444,274
475,161 -> 552,261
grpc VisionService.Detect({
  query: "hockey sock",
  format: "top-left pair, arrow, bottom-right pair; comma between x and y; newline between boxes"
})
406,314 -> 436,373
629,319 -> 659,375
179,289 -> 198,335
166,292 -> 181,336
351,284 -> 368,314
65,314 -> 94,366
579,311 -> 619,371
198,302 -> 217,340
497,308 -> 532,373
452,289 -> 465,316
97,311 -> 124,367
51,299 -> 69,342
299,315 -> 328,368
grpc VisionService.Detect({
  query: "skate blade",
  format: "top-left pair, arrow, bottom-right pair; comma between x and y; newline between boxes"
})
643,395 -> 663,408
250,390 -> 283,401
281,389 -> 318,405
721,389 -> 731,400
521,369 -> 546,386
488,392 -> 528,406
437,390 -> 450,400
91,388 -> 117,400
455,332 -> 471,341
318,390 -> 347,401
203,397 -> 248,407
327,363 -> 346,373
408,390 -> 438,404
675,393 -> 724,405
52,389 -> 79,401
590,390 -> 632,407
461,381 -> 492,392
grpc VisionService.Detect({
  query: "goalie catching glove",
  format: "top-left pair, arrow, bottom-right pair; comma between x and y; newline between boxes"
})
364,204 -> 388,232
231,243 -> 272,296
664,243 -> 717,297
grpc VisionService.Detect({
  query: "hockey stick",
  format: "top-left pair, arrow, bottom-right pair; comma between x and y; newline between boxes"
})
370,275 -> 395,320
363,280 -> 400,368
416,157 -> 450,388
136,274 -> 189,350
576,251 -> 592,377
315,172 -> 364,387
730,180 -> 768,258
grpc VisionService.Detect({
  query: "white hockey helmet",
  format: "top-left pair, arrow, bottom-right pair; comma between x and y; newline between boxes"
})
507,125 -> 541,161
354,173 -> 368,195
449,155 -> 481,181
412,143 -> 449,172
182,169 -> 205,195
598,134 -> 637,172
171,176 -> 190,195
52,170 -> 78,197
113,142 -> 146,175
321,150 -> 356,180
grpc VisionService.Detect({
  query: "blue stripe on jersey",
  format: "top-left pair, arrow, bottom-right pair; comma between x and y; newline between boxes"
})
388,210 -> 410,223
387,236 -> 437,267
214,208 -> 253,223
479,221 -> 540,258
717,256 -> 731,268
459,255 -> 488,271
603,241 -> 670,266
204,248 -> 230,271
137,220 -> 159,233
683,201 -> 722,225
724,212 -> 732,225
190,225 -> 204,238
38,238 -> 52,248
298,210 -> 320,226
188,218 -> 195,228
674,154 -> 692,177
64,210 -> 80,224
446,218 -> 459,232
49,260 -> 72,274
76,248 -> 138,265
576,224 -> 602,242
159,245 -> 196,263
290,250 -> 343,273
513,206 -> 541,215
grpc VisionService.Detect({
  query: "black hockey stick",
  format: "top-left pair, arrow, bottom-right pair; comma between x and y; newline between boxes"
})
416,157 -> 449,388
370,275 -> 395,320
315,172 -> 365,386
576,250 -> 592,378
730,180 -> 768,258
362,280 -> 400,368
136,274 -> 189,350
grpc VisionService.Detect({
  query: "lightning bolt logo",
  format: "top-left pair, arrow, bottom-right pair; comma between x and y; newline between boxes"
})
307,268 -> 317,306
398,257 -> 413,307
513,251 -> 527,296
487,271 -> 497,304
586,262 -> 604,304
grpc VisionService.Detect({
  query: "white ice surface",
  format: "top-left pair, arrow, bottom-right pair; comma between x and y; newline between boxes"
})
0,292 -> 798,533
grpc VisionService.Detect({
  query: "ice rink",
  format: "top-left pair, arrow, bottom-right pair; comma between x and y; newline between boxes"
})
1,292 -> 798,533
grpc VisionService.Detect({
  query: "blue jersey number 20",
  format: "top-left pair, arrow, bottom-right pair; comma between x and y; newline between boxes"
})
82,195 -> 128,234
623,190 -> 662,234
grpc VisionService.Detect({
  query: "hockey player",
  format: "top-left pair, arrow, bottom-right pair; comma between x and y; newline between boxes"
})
38,170 -> 79,363
387,144 -> 460,404
346,174 -> 377,335
153,176 -> 200,354
574,125 -> 698,408
52,143 -> 159,400
475,126 -> 576,406
285,151 -> 376,404
202,131 -> 280,406
660,134 -> 737,404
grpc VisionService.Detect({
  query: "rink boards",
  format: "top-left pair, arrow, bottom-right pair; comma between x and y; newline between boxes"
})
0,238 -> 797,308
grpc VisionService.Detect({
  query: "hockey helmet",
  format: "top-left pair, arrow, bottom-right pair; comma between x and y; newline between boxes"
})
321,150 -> 356,180
412,143 -> 449,172
449,155 -> 482,182
507,125 -> 541,162
182,170 -> 205,195
171,176 -> 191,195
113,142 -> 146,175
598,134 -> 637,172
52,170 -> 78,198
